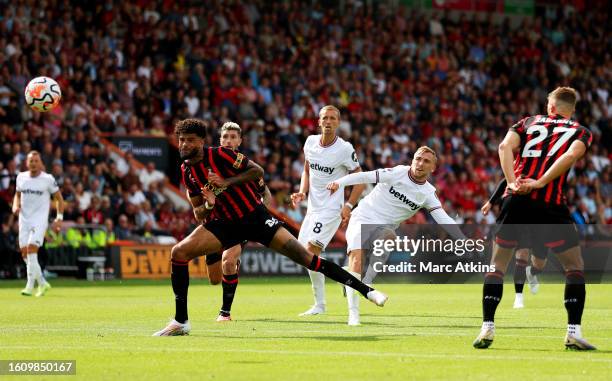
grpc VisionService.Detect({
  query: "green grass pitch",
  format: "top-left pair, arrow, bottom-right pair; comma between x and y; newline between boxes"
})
1,278 -> 611,380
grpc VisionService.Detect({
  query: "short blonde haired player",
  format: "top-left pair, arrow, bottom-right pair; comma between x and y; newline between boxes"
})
207,122 -> 272,321
327,146 -> 464,325
13,151 -> 64,297
473,86 -> 596,350
291,105 -> 365,316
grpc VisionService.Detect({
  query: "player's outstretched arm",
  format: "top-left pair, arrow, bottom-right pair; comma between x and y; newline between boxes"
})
530,140 -> 587,190
430,208 -> 467,240
327,168 -> 394,194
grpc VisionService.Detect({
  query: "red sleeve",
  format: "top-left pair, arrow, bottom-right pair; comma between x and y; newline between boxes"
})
181,163 -> 202,198
509,117 -> 531,135
576,127 -> 593,148
215,146 -> 249,172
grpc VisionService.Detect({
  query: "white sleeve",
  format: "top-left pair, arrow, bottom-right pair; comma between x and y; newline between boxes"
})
335,170 -> 378,187
48,175 -> 59,194
15,175 -> 22,192
335,166 -> 404,187
430,208 -> 456,224
342,144 -> 360,171
424,189 -> 442,212
430,208 -> 466,240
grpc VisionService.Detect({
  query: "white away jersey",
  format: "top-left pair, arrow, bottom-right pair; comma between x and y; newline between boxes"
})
304,135 -> 359,213
355,165 -> 441,225
16,171 -> 59,223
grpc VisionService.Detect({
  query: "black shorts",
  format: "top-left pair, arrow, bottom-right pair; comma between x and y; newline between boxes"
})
495,196 -> 579,254
205,205 -> 283,249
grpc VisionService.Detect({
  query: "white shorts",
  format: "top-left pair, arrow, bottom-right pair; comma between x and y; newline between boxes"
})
298,211 -> 341,250
19,222 -> 48,249
345,211 -> 397,253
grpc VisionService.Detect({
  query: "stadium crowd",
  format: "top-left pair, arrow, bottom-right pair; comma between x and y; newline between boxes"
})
0,0 -> 610,259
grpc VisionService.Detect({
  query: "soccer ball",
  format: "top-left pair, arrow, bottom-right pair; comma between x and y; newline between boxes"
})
24,76 -> 62,112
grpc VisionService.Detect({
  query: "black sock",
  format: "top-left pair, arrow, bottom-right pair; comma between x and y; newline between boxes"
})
514,259 -> 527,294
171,259 -> 190,323
221,273 -> 239,315
530,266 -> 543,275
483,270 -> 504,322
309,256 -> 373,297
564,270 -> 585,325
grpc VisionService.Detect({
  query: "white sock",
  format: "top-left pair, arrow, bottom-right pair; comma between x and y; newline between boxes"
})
307,269 -> 326,306
482,321 -> 495,330
28,254 -> 43,288
515,293 -> 523,300
567,324 -> 582,338
346,270 -> 361,312
25,256 -> 35,290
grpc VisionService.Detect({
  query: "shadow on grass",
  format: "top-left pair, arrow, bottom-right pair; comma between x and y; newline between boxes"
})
0,277 -> 310,288
488,347 -> 612,354
240,318 -> 395,327
194,333 -> 399,342
378,314 -> 483,319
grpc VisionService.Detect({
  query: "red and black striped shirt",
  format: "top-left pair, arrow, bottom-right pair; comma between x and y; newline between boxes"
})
181,146 -> 262,221
507,114 -> 592,205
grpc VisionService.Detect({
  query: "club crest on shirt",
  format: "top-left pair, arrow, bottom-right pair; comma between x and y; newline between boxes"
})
233,153 -> 244,169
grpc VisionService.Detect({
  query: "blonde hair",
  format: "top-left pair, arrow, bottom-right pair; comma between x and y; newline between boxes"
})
319,105 -> 341,119
415,146 -> 437,163
220,121 -> 242,136
548,87 -> 577,110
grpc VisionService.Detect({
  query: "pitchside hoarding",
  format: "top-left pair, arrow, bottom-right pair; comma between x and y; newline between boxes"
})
110,245 -> 208,279
110,225 -> 611,281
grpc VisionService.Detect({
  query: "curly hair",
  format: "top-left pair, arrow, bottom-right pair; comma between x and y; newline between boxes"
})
174,118 -> 207,138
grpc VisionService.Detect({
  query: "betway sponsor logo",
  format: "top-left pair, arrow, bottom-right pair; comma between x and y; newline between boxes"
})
21,189 -> 44,196
309,162 -> 335,174
240,250 -> 344,275
389,186 -> 420,210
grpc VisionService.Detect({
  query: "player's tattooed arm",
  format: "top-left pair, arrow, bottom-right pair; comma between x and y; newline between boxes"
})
208,160 -> 264,188
191,187 -> 216,222
262,185 -> 273,207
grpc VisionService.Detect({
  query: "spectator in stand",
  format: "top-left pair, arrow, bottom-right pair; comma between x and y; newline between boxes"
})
114,214 -> 132,240
138,162 -> 165,191
0,1 -> 607,245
